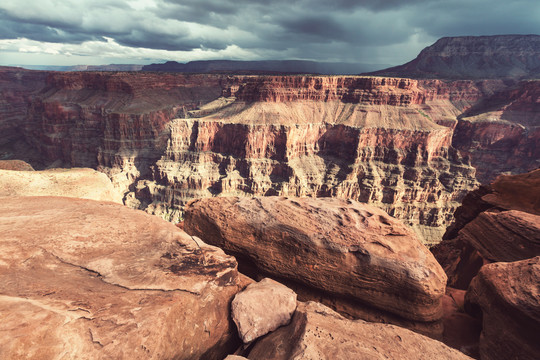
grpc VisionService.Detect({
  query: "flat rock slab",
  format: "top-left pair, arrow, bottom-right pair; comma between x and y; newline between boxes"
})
184,196 -> 447,334
466,256 -> 540,360
247,302 -> 472,360
0,196 -> 249,360
0,168 -> 122,203
232,278 -> 297,343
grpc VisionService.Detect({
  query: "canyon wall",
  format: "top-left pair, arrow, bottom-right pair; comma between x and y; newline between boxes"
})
2,68 -> 538,244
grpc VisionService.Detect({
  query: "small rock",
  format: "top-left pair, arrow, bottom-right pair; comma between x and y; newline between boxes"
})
232,278 -> 297,343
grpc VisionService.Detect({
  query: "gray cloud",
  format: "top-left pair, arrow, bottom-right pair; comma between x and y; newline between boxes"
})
0,0 -> 538,65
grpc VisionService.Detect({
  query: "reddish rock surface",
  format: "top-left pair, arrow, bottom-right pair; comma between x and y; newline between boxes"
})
247,301 -> 472,360
433,170 -> 540,289
1,68 -> 538,244
184,196 -> 446,336
442,288 -> 481,358
0,159 -> 34,171
231,278 -> 297,343
0,196 -> 250,359
452,81 -> 540,183
465,257 -> 540,360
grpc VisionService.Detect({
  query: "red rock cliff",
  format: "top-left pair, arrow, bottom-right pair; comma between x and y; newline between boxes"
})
2,70 -> 537,244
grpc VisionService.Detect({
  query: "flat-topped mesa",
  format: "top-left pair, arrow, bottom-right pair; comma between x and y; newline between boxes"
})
223,76 -> 426,105
369,35 -> 540,79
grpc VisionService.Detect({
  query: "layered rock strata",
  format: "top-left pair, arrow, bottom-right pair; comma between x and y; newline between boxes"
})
452,81 -> 540,183
2,68 -> 539,244
465,257 -> 540,360
432,169 -> 540,288
184,196 -> 447,336
0,196 -> 250,359
247,301 -> 472,360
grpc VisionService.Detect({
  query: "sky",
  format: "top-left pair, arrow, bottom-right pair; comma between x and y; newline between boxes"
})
0,0 -> 539,67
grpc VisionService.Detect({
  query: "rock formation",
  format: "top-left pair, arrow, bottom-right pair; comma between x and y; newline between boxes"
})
452,80 -> 540,183
231,278 -> 297,343
0,167 -> 123,203
1,66 -> 538,244
0,159 -> 34,171
369,35 -> 540,79
465,257 -> 540,360
432,169 -> 540,288
0,196 -> 250,359
246,301 -> 472,360
142,59 -> 377,75
184,196 -> 447,336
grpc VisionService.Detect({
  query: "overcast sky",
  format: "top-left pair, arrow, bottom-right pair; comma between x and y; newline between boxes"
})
0,0 -> 539,67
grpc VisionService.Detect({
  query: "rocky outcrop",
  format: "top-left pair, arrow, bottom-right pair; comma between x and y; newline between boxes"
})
432,169 -> 540,288
2,68 -> 538,244
247,301 -> 472,360
465,257 -> 540,360
231,278 -> 297,343
0,159 -> 34,171
0,168 -> 123,203
0,196 -> 250,359
452,80 -> 540,183
184,196 -> 447,336
369,35 -> 540,79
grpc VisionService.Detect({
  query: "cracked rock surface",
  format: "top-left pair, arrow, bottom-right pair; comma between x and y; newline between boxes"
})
247,301 -> 472,360
0,196 -> 250,359
185,196 -> 447,336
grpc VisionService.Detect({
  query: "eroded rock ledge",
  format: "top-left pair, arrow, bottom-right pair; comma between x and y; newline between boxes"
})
0,196 -> 250,359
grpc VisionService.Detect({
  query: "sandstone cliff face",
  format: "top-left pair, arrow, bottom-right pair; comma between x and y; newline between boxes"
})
0,67 -> 48,154
2,69 -> 538,244
453,80 -> 540,183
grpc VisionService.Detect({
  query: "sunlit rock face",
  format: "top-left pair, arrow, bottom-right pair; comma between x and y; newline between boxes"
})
2,67 -> 538,244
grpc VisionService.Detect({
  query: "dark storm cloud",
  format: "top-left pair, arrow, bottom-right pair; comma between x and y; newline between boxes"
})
0,0 -> 538,64
0,11 -> 98,43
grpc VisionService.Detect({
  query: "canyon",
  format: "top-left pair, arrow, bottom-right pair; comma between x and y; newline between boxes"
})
1,35 -> 539,359
1,66 -> 538,244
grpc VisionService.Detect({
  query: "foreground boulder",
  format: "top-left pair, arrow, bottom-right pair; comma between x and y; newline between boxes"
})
232,278 -> 297,343
247,302 -> 472,360
465,257 -> 540,360
0,167 -> 122,203
0,196 -> 250,359
433,169 -> 540,289
184,196 -> 447,335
